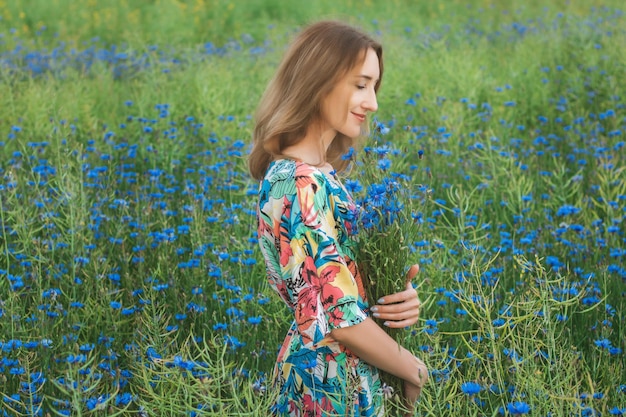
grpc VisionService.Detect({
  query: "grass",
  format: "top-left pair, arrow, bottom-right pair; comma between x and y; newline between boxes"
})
0,0 -> 625,415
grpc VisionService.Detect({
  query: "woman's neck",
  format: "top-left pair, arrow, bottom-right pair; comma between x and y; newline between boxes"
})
282,123 -> 337,167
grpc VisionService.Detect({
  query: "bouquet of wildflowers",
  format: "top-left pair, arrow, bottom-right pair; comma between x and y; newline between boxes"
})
348,129 -> 431,411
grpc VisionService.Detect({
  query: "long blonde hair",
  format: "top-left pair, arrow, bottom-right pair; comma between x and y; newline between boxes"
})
248,20 -> 383,181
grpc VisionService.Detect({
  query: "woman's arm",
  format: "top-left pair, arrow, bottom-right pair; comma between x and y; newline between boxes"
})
330,317 -> 427,390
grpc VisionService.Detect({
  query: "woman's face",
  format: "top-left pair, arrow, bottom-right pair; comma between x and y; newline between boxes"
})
320,48 -> 380,140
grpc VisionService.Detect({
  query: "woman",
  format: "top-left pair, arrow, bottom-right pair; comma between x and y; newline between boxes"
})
249,20 -> 428,416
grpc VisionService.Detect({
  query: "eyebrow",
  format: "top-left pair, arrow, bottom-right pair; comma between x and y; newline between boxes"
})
355,74 -> 380,83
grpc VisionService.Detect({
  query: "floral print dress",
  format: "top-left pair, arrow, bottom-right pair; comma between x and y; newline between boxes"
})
257,159 -> 384,416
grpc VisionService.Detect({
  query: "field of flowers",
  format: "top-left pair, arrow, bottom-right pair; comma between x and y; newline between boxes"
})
1,0 -> 625,415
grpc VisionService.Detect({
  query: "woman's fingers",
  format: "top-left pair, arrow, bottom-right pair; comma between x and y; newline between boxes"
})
377,285 -> 417,305
383,317 -> 418,329
375,287 -> 420,310
372,294 -> 421,327
371,264 -> 423,327
376,301 -> 420,316
406,263 -> 420,284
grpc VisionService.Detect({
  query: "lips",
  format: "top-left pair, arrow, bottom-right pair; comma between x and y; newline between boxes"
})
352,112 -> 366,123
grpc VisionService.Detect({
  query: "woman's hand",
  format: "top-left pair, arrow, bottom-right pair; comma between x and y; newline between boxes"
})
370,264 -> 422,328
402,356 -> 428,416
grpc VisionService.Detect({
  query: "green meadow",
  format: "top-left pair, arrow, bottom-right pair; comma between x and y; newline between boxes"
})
0,0 -> 624,415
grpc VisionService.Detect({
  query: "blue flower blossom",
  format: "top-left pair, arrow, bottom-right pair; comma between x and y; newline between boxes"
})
505,401 -> 531,414
461,381 -> 482,396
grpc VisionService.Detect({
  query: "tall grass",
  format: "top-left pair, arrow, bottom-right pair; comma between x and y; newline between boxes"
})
1,1 -> 625,415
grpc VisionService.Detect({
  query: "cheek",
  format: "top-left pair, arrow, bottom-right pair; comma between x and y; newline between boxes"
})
349,92 -> 362,110
342,94 -> 356,116
330,102 -> 347,124
325,89 -> 354,126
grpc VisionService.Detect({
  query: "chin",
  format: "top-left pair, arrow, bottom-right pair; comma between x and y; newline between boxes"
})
341,128 -> 362,139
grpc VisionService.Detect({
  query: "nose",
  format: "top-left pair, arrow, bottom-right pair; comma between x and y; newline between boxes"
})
364,89 -> 378,113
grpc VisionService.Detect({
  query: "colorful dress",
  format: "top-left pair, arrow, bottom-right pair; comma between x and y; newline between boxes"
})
257,159 -> 383,416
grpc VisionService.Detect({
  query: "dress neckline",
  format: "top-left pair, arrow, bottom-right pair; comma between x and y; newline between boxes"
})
274,157 -> 338,179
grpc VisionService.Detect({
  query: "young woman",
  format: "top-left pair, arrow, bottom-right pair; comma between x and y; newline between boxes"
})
249,20 -> 428,416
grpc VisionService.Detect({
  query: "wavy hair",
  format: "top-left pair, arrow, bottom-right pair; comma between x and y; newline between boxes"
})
248,20 -> 383,181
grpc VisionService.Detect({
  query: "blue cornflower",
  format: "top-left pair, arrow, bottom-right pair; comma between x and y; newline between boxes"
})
24,341 -> 39,349
506,401 -> 531,414
224,335 -> 246,349
344,179 -> 363,194
173,355 -> 195,370
556,204 -> 581,217
556,314 -> 568,322
2,339 -> 23,352
79,343 -> 95,352
122,307 -> 136,315
66,354 -> 87,364
594,338 -> 613,349
376,122 -> 390,135
146,347 -> 161,361
461,381 -> 482,396
186,302 -> 205,314
108,273 -> 121,284
10,366 -> 25,375
42,288 -> 61,299
115,393 -> 133,406
74,256 -> 90,265
252,378 -> 267,395
341,146 -> 355,160
86,395 -> 109,411
366,183 -> 387,207
377,158 -> 391,171
581,406 -> 598,416
493,318 -> 506,327
213,322 -> 228,331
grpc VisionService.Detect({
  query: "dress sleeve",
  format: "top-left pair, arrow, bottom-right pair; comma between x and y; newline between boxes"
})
289,167 -> 367,346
